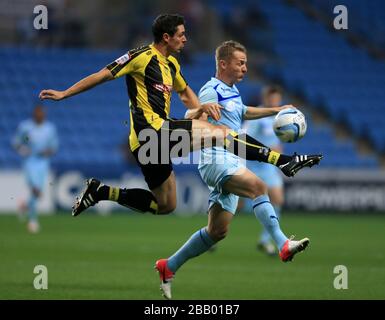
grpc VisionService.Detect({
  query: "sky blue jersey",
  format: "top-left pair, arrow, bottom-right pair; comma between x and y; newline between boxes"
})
198,77 -> 248,131
13,119 -> 59,162
197,77 -> 248,213
198,77 -> 248,169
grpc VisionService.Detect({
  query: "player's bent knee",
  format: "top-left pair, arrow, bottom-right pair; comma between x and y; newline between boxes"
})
157,203 -> 176,215
245,180 -> 267,199
274,197 -> 284,207
208,227 -> 228,242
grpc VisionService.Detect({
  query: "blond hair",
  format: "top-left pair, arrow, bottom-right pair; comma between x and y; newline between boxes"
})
215,40 -> 246,70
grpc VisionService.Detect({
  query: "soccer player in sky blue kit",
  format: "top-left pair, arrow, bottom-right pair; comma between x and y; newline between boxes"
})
40,14 -> 320,220
242,86 -> 286,256
155,41 -> 322,299
12,105 -> 58,233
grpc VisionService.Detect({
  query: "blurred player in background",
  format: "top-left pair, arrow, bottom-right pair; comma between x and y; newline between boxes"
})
242,86 -> 285,256
39,14 -> 317,219
12,105 -> 58,233
155,41 -> 322,299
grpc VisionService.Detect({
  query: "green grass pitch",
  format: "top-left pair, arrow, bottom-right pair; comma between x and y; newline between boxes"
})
0,212 -> 384,299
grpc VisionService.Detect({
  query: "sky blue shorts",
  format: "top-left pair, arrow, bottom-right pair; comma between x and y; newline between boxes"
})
199,148 -> 246,214
24,159 -> 49,191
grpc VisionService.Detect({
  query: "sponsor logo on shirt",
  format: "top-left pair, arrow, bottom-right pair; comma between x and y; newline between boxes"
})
224,100 -> 236,112
115,53 -> 131,65
153,83 -> 173,94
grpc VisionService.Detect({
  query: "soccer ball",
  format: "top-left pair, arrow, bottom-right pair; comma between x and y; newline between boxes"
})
273,108 -> 307,143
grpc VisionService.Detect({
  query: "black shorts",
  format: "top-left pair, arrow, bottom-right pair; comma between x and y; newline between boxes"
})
132,119 -> 193,190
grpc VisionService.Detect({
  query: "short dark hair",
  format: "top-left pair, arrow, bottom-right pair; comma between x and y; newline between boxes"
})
152,14 -> 185,43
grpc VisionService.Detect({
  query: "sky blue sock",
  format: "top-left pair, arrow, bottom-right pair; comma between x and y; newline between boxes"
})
274,205 -> 281,220
260,228 -> 271,244
167,227 -> 216,273
253,195 -> 287,250
28,195 -> 37,223
259,205 -> 281,244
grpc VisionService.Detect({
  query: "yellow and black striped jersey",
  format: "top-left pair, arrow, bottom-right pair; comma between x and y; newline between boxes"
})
106,44 -> 188,151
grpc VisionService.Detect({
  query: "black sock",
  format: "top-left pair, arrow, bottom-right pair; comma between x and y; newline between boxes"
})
225,132 -> 292,166
97,185 -> 158,214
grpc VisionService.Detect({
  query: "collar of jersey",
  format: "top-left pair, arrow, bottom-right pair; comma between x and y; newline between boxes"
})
212,77 -> 236,88
150,44 -> 169,63
212,79 -> 240,102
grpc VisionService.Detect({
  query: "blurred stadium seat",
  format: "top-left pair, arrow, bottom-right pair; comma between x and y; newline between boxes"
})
0,41 -> 381,169
309,0 -> 385,50
254,0 -> 385,154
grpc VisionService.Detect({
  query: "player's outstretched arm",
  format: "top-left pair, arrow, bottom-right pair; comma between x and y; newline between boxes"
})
243,104 -> 294,120
39,67 -> 114,101
178,85 -> 201,110
185,108 -> 207,120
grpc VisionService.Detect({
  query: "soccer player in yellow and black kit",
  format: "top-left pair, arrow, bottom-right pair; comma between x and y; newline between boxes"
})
39,14 -> 322,217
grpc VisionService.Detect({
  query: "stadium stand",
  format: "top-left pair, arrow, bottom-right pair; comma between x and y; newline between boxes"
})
308,0 -> 385,51
208,0 -> 383,164
0,42 -> 380,170
256,0 -> 385,154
